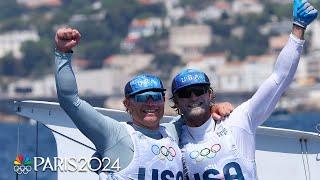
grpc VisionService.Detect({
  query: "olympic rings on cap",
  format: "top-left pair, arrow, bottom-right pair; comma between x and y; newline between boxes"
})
151,145 -> 176,161
189,144 -> 221,162
14,165 -> 32,175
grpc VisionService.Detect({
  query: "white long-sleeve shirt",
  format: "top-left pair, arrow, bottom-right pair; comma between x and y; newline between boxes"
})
180,34 -> 305,179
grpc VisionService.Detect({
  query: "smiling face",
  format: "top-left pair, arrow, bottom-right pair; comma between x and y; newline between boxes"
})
174,85 -> 213,127
124,93 -> 165,130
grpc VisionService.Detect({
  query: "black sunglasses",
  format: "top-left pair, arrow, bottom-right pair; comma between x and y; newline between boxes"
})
176,86 -> 208,98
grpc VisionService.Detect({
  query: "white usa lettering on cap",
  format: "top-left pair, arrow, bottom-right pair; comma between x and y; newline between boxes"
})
180,74 -> 201,83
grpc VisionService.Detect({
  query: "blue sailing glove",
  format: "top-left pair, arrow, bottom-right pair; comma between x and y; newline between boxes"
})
293,0 -> 318,29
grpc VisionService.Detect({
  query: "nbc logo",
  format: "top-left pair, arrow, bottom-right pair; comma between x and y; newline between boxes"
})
13,155 -> 32,175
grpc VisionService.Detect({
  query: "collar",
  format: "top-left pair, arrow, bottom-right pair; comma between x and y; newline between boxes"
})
131,123 -> 163,140
186,117 -> 215,141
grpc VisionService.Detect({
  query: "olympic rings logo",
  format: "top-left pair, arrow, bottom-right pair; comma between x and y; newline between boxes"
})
189,144 -> 221,162
151,145 -> 177,161
14,165 -> 32,175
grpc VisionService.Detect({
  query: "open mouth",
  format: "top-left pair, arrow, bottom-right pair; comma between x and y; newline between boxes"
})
143,109 -> 157,113
188,102 -> 203,108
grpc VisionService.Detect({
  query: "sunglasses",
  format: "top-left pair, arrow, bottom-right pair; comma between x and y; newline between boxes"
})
132,91 -> 164,103
176,86 -> 208,98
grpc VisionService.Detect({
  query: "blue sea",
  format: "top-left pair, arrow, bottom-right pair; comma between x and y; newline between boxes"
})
1,112 -> 319,180
0,121 -> 57,180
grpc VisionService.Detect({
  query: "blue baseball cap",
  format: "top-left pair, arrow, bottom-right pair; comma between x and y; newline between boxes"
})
171,69 -> 210,94
124,74 -> 166,96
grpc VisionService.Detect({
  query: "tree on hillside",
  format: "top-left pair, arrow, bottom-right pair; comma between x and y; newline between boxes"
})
145,53 -> 183,83
0,53 -> 19,76
0,1 -> 26,21
20,40 -> 52,76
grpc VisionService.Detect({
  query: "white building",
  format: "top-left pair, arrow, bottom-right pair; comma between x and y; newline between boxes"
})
17,0 -> 62,8
183,54 -> 276,92
103,54 -> 154,75
8,76 -> 55,98
297,52 -> 320,82
232,0 -> 264,15
310,20 -> 320,51
164,0 -> 184,22
241,55 -> 276,91
0,30 -> 40,59
268,35 -> 289,53
296,56 -> 310,85
128,18 -> 163,39
169,25 -> 212,59
121,18 -> 164,52
216,62 -> 244,92
187,54 -> 226,69
214,55 -> 275,92
7,68 -> 130,98
185,54 -> 227,89
195,6 -> 223,22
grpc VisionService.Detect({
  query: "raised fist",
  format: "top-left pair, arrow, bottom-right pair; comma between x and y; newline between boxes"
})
55,28 -> 81,53
293,0 -> 318,29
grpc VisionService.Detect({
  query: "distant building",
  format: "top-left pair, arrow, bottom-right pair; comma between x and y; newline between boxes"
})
186,54 -> 225,72
183,53 -> 276,92
308,89 -> 320,109
195,6 -> 224,22
186,53 -> 226,70
260,20 -> 292,35
164,0 -> 184,22
232,0 -> 264,15
216,62 -> 244,92
241,55 -> 276,91
296,52 -> 320,85
268,0 -> 291,4
103,54 -> 154,75
296,56 -> 313,86
0,30 -> 39,59
69,11 -> 106,24
214,55 -> 275,92
121,36 -> 140,52
128,18 -> 163,39
310,20 -> 320,51
268,34 -> 289,54
7,68 -> 130,98
17,0 -> 62,8
231,26 -> 245,39
137,0 -> 164,5
213,1 -> 232,12
185,53 -> 227,89
192,1 -> 232,22
121,18 -> 163,52
169,25 -> 212,60
306,53 -> 320,80
72,58 -> 91,71
7,76 -> 56,98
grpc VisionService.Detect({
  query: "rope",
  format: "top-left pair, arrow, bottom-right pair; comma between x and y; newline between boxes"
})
299,139 -> 308,180
16,116 -> 21,180
35,121 -> 39,180
16,117 -> 20,156
316,123 -> 320,162
304,139 -> 311,180
42,124 -> 96,151
316,123 -> 320,136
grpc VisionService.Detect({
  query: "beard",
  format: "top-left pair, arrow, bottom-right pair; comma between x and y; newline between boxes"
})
182,104 -> 211,125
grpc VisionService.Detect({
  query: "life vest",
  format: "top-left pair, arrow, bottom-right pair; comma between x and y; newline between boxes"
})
181,120 -> 257,180
99,123 -> 183,180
